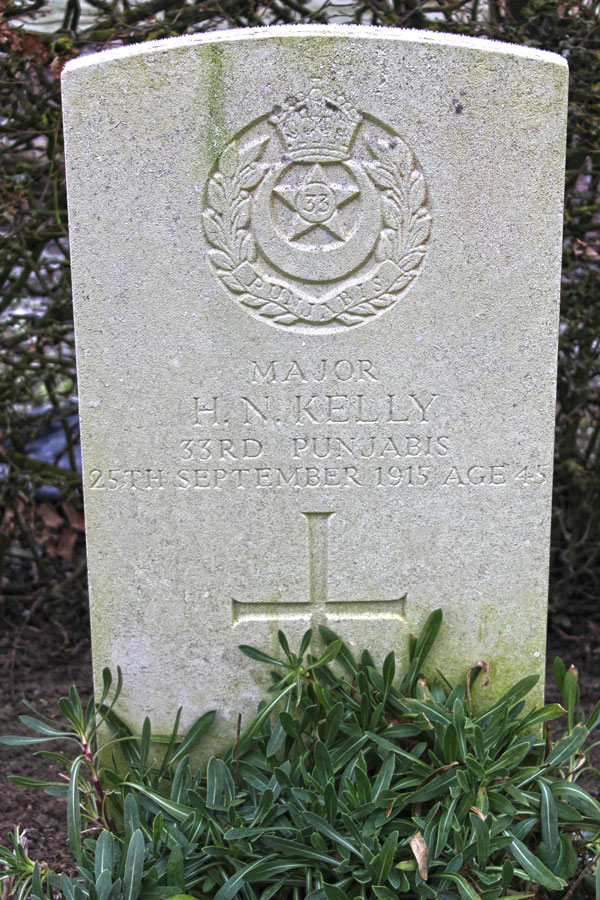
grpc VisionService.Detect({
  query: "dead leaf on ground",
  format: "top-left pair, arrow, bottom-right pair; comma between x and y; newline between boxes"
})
56,528 -> 77,563
62,501 -> 85,532
44,538 -> 58,558
574,238 -> 600,261
409,831 -> 428,881
0,23 -> 51,64
38,503 -> 64,529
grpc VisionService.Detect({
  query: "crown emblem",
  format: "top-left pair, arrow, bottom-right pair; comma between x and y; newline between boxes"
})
269,85 -> 362,162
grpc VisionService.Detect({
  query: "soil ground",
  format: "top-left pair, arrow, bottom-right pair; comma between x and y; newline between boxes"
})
1,616 -> 600,876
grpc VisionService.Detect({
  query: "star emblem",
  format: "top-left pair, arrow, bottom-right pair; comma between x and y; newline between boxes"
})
272,163 -> 360,244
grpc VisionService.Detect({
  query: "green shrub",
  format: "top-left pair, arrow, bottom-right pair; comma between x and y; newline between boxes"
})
2,611 -> 600,900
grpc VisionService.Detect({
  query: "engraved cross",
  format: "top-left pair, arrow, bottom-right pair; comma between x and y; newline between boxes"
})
232,512 -> 406,626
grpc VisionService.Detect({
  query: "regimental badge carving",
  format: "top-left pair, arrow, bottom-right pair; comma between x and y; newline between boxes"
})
202,84 -> 431,331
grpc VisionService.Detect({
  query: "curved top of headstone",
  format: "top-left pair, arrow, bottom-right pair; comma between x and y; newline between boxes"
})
63,23 -> 566,74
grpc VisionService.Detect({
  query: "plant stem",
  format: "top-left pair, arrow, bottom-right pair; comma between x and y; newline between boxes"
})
561,849 -> 600,900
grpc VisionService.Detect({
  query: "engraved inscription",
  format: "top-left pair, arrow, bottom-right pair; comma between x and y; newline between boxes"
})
232,512 -> 406,626
88,462 -> 551,492
202,84 -> 431,332
87,358 -> 552,495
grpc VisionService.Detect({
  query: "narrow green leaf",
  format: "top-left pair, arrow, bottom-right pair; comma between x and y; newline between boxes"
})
266,719 -> 286,758
278,711 -> 298,739
61,875 -> 76,900
408,768 -> 458,804
139,717 -> 151,771
308,640 -> 342,670
261,836 -> 339,866
234,682 -> 296,756
323,703 -> 344,746
509,837 -> 566,890
152,814 -> 163,856
586,699 -> 600,733
245,859 -> 309,881
0,735 -> 55,746
170,756 -> 190,804
224,825 -> 278,840
329,734 -> 369,772
8,776 -> 59,788
469,812 -> 489,867
44,784 -> 69,798
96,869 -> 112,900
501,858 -> 513,892
67,757 -> 83,863
123,829 -> 145,900
277,630 -> 291,658
220,759 -> 236,806
251,788 -> 274,827
372,754 -> 395,801
383,652 -> 395,697
442,872 -> 480,900
298,629 -> 313,659
476,676 -> 539,727
69,685 -> 84,727
407,634 -> 417,662
545,724 -> 587,768
553,657 -> 566,692
400,609 -> 443,694
562,667 -> 579,727
365,732 -> 430,772
124,792 -> 140,835
206,756 -> 222,808
214,856 -> 278,900
98,668 -> 113,708
128,784 -> 192,822
155,707 -> 182,780
443,724 -> 457,764
323,884 -> 348,900
550,781 -> 600,820
237,645 -> 285,666
376,830 -> 398,883
166,846 -> 184,893
539,780 -> 559,850
487,740 -> 534,775
32,862 -> 43,900
516,704 -> 565,732
314,741 -> 333,785
435,797 -> 458,857
373,887 -> 397,900
318,626 -> 358,675
324,781 -> 338,824
489,895 -> 533,900
304,811 -> 361,858
95,832 -> 114,881
19,716 -> 70,737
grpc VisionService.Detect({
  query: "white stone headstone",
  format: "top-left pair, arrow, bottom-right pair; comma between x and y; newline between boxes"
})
62,26 -> 567,747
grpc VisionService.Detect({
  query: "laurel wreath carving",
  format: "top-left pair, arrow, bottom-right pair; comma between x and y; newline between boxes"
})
202,134 -> 430,328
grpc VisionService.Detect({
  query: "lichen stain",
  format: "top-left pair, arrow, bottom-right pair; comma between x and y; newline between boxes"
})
203,43 -> 231,170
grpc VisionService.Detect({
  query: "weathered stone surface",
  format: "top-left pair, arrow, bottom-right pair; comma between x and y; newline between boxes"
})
62,26 -> 568,747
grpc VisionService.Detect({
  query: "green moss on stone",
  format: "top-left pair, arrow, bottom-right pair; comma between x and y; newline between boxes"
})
204,43 -> 231,168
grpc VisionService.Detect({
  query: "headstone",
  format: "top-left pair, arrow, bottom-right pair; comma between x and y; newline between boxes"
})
62,26 -> 567,748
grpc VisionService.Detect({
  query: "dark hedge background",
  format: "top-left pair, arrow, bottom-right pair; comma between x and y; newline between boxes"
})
1,0 -> 599,631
